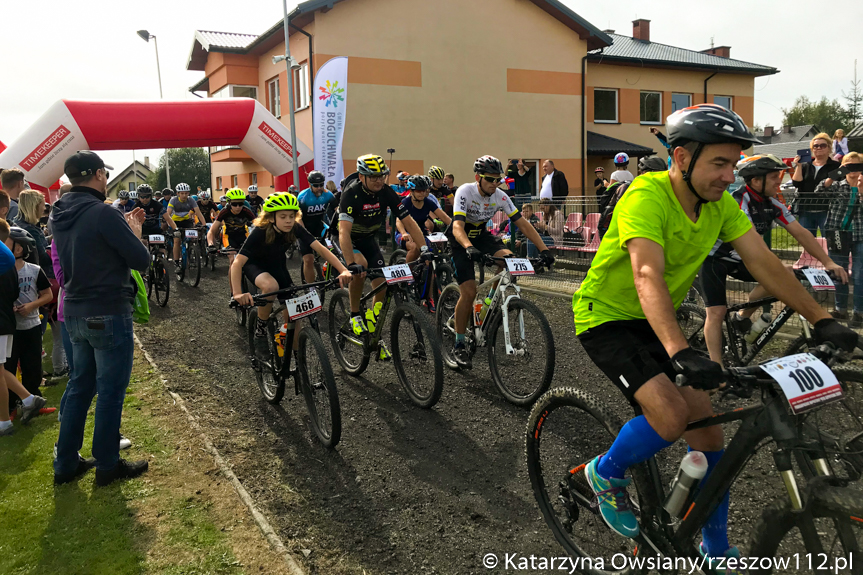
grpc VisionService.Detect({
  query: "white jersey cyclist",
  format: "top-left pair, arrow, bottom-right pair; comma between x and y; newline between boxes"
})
452,182 -> 520,237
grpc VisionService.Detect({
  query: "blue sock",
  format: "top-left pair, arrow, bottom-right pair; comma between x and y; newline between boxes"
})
597,415 -> 674,479
455,333 -> 465,345
698,449 -> 730,557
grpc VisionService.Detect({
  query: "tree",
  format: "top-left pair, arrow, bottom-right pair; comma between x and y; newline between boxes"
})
146,148 -> 211,191
843,60 -> 861,128
782,96 -> 848,135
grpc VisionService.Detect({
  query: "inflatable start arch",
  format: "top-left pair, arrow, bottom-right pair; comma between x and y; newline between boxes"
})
0,98 -> 314,193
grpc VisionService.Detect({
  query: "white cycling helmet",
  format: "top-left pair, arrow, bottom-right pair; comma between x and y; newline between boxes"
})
175,182 -> 191,193
129,190 -> 138,200
247,184 -> 258,193
200,190 -> 211,200
614,152 -> 630,165
118,190 -> 130,200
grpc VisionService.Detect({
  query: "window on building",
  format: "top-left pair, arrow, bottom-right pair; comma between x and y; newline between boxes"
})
232,175 -> 238,188
129,182 -> 136,192
293,62 -> 310,111
267,77 -> 281,118
640,91 -> 662,124
252,173 -> 258,185
594,89 -> 618,123
671,93 -> 691,113
216,177 -> 222,190
714,95 -> 733,110
212,85 -> 258,100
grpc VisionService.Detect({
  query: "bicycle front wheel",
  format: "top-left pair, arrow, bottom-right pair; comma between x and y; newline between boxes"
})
676,303 -> 708,355
235,276 -> 248,326
327,288 -> 370,376
526,387 -> 651,573
154,254 -> 170,307
391,302 -> 444,408
749,487 -> 863,574
297,327 -> 341,448
188,243 -> 202,287
247,311 -> 284,404
488,298 -> 554,407
389,249 -> 407,266
435,284 -> 462,371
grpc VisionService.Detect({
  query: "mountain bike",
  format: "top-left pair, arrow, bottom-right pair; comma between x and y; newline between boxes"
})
143,234 -> 170,307
168,228 -> 202,287
308,226 -> 346,310
527,345 -> 863,573
201,223 -> 216,271
231,279 -> 342,448
436,255 -> 554,407
328,261 -> 444,409
388,232 -> 454,314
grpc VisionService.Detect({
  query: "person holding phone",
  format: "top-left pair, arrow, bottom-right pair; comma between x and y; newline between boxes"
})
506,158 -> 536,199
791,132 -> 841,236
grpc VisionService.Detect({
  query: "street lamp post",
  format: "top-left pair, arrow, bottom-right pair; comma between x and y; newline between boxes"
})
137,29 -> 172,189
278,0 -> 301,190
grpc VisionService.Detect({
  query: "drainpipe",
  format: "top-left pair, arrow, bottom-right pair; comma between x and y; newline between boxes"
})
703,71 -> 717,104
289,21 -> 314,126
581,53 -> 588,201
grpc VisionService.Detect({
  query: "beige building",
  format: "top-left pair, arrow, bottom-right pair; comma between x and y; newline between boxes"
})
187,0 -> 777,197
106,158 -> 154,200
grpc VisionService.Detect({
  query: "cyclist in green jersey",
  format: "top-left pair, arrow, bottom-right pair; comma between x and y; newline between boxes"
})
572,104 -> 858,564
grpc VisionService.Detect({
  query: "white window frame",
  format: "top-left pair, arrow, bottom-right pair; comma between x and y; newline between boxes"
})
671,93 -> 692,113
293,62 -> 310,112
640,91 -> 663,125
714,95 -> 733,110
216,177 -> 222,190
232,175 -> 238,188
212,85 -> 258,100
128,182 -> 136,192
252,172 -> 258,185
593,88 -> 619,123
267,77 -> 281,118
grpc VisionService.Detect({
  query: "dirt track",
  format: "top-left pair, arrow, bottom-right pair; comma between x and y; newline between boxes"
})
136,256 -> 800,574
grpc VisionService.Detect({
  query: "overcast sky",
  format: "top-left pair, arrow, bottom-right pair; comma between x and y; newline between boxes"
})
2,0 -> 861,178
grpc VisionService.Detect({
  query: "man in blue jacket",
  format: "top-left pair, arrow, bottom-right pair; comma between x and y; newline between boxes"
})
50,151 -> 151,486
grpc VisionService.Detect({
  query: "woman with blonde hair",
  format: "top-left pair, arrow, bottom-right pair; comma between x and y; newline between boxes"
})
326,180 -> 337,193
833,129 -> 849,162
14,190 -> 51,276
791,132 -> 842,236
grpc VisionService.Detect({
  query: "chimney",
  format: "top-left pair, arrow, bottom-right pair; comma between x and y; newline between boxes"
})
632,19 -> 650,42
144,156 -> 150,169
603,29 -> 615,34
764,126 -> 774,138
702,46 -> 731,58
783,125 -> 792,134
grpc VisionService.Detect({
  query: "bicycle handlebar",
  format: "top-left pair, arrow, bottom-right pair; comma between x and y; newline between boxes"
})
229,276 -> 346,309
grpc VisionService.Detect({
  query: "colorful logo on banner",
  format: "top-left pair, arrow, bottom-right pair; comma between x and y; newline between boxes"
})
319,80 -> 345,108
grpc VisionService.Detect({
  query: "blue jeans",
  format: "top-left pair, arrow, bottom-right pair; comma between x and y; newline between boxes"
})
830,244 -> 863,313
58,321 -> 81,422
526,235 -> 554,258
798,211 -> 828,237
54,314 -> 134,475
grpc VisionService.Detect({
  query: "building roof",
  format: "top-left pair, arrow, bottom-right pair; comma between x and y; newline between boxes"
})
587,131 -> 655,156
107,160 -> 154,191
589,33 -> 778,76
751,141 -> 809,160
755,124 -> 819,145
849,121 -> 863,139
187,30 -> 258,71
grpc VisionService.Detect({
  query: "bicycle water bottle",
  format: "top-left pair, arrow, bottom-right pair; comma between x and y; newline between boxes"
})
322,262 -> 329,278
276,324 -> 288,357
663,451 -> 708,518
478,297 -> 492,324
744,313 -> 772,344
474,302 -> 483,325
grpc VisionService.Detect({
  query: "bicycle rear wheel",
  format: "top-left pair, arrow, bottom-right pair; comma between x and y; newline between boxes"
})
391,302 -> 444,408
526,387 -> 651,572
247,311 -> 284,404
488,298 -> 554,407
327,288 -> 370,376
297,327 -> 341,448
435,284 -> 462,371
749,486 -> 863,574
154,254 -> 170,307
188,243 -> 202,287
235,276 -> 249,326
145,263 -> 154,299
389,249 -> 407,266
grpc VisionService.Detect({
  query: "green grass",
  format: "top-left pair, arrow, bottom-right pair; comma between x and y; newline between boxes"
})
0,327 -> 248,575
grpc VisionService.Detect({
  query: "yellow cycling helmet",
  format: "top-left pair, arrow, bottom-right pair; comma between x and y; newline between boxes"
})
226,188 -> 246,201
357,154 -> 389,176
428,166 -> 445,180
263,192 -> 300,212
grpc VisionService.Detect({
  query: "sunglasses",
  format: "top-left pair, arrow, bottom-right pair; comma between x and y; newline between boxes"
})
230,202 -> 244,207
364,174 -> 387,182
479,175 -> 503,184
311,184 -> 324,188
812,143 -> 829,150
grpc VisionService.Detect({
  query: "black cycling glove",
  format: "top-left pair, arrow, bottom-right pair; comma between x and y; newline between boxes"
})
466,246 -> 483,262
671,348 -> 724,391
814,318 -> 859,352
347,263 -> 365,275
538,250 -> 555,268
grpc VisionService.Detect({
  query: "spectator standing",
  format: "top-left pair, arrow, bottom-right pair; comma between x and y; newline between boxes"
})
833,129 -> 849,162
609,153 -> 634,185
649,127 -> 674,169
0,190 -> 11,220
51,151 -> 150,486
820,152 -> 863,324
14,190 -> 53,278
539,160 -> 568,199
443,173 -> 457,193
507,159 -> 537,199
326,180 -> 338,194
791,132 -> 841,236
0,168 -> 26,221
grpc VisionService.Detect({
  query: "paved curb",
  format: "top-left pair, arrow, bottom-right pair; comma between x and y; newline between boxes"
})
133,334 -> 307,575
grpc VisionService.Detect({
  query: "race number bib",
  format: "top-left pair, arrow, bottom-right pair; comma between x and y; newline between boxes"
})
325,237 -> 334,249
185,229 -> 199,239
760,353 -> 844,414
286,291 -> 322,321
383,264 -> 413,284
148,234 -> 165,244
427,232 -> 447,243
506,258 -> 534,276
802,268 -> 835,291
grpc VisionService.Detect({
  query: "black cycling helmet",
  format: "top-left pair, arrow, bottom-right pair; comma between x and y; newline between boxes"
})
407,175 -> 430,192
736,154 -> 787,180
666,104 -> 762,204
162,188 -> 173,196
137,184 -> 153,197
307,171 -> 326,185
9,227 -> 35,259
473,155 -> 503,175
638,156 -> 668,173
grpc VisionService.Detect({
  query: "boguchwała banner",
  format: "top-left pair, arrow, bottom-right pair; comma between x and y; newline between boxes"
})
313,57 -> 347,188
